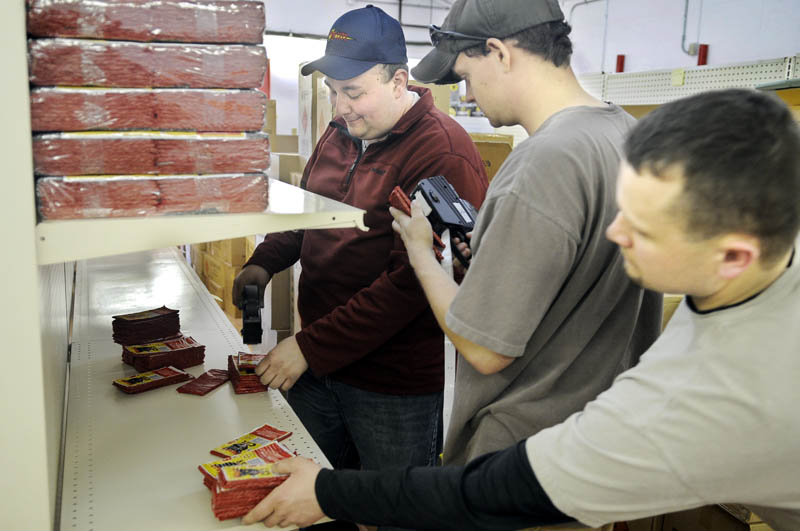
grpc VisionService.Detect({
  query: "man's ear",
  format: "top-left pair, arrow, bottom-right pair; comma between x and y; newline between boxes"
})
393,68 -> 409,95
485,37 -> 512,72
717,235 -> 760,279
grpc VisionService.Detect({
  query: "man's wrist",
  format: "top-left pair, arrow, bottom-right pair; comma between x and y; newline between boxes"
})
406,241 -> 437,270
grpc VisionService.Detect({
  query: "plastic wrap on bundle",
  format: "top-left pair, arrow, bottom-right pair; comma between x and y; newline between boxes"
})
27,0 -> 265,44
28,39 -> 267,88
30,88 -> 267,132
33,131 -> 270,176
36,173 -> 269,220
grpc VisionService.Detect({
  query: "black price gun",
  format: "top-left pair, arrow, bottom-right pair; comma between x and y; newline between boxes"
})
411,175 -> 478,268
239,284 -> 263,344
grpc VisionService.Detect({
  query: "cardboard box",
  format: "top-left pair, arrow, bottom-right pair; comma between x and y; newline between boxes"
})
270,269 -> 291,330
409,80 -> 453,114
206,278 -> 225,310
190,244 -> 205,281
660,506 -> 749,531
203,251 -> 225,287
264,98 -> 277,136
209,237 -> 248,267
662,294 -> 683,330
298,67 -> 332,160
271,133 -> 298,153
245,235 -> 256,261
278,153 -> 303,183
221,265 -> 242,319
469,132 -> 514,182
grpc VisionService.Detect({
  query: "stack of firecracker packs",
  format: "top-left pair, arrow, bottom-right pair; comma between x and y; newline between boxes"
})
109,306 -> 311,520
199,424 -> 295,520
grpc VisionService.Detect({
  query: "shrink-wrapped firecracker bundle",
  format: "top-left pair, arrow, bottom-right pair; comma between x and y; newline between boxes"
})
35,173 -> 269,219
27,0 -> 271,219
28,39 -> 267,89
27,0 -> 266,44
30,88 -> 267,132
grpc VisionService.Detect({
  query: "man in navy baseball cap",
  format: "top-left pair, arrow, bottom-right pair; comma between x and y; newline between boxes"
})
301,4 -> 408,80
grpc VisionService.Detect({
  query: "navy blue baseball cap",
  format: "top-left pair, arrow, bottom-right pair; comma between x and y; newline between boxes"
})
300,4 -> 408,80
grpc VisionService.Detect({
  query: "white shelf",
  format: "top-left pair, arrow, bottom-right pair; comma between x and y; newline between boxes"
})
36,178 -> 367,265
63,247 -> 330,531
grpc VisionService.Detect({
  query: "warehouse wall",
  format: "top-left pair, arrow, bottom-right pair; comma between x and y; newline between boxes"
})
264,0 -> 800,134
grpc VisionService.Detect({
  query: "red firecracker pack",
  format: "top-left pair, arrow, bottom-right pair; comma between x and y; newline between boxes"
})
176,369 -> 229,396
112,366 -> 192,394
36,173 -> 269,220
197,441 -> 294,485
27,0 -> 266,44
209,423 -> 293,458
30,88 -> 267,132
33,132 -> 269,176
218,463 -> 287,490
122,335 -> 206,371
28,39 -> 267,89
112,306 -> 180,345
227,353 -> 268,394
389,185 -> 446,261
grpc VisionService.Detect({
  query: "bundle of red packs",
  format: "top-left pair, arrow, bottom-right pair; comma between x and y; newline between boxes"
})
389,185 -> 446,261
112,306 -> 180,346
199,432 -> 295,520
112,366 -> 193,394
227,353 -> 269,394
209,423 -> 293,459
176,369 -> 229,396
121,334 -> 206,371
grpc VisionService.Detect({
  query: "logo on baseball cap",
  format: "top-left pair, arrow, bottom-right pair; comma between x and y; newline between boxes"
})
301,5 -> 408,80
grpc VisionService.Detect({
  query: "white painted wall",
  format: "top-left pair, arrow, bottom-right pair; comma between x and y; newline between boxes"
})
264,0 -> 800,133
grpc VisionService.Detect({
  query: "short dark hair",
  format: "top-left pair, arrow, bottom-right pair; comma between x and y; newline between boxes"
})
381,63 -> 409,83
463,20 -> 573,68
625,88 -> 800,264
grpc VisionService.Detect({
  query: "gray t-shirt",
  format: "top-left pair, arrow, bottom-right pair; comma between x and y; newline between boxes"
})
444,104 -> 662,464
527,248 -> 800,531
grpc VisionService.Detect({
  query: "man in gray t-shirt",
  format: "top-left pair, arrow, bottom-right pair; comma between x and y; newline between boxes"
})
393,0 -> 662,464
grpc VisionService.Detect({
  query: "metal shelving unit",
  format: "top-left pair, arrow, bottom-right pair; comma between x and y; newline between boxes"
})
0,2 -> 363,530
63,247 -> 330,531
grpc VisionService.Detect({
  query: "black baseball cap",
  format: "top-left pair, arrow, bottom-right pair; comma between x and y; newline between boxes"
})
411,0 -> 564,84
300,4 -> 408,80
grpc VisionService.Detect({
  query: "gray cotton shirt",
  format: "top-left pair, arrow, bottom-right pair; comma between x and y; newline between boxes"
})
444,104 -> 662,465
527,246 -> 800,531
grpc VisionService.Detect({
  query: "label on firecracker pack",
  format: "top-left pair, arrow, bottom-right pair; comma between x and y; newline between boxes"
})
212,433 -> 274,458
127,336 -> 196,355
237,352 -> 267,370
114,306 -> 175,321
219,463 -> 284,485
113,366 -> 184,388
198,450 -> 264,481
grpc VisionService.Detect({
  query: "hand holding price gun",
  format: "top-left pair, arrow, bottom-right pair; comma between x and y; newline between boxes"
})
389,175 -> 478,269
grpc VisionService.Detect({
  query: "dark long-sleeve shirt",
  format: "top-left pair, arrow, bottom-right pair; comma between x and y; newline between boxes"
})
316,440 -> 571,531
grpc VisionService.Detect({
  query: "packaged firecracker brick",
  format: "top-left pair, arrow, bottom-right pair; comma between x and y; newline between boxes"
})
35,173 -> 269,220
28,39 -> 267,89
32,132 -> 270,176
122,335 -> 206,372
30,88 -> 267,132
176,369 -> 229,396
27,0 -> 266,44
227,354 -> 268,394
112,366 -> 192,394
112,306 -> 180,345
209,424 -> 292,458
218,463 -> 288,490
197,441 -> 294,485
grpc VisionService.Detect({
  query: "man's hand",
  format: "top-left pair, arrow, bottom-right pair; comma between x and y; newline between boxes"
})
452,231 -> 473,273
232,264 -> 271,308
390,198 -> 435,260
255,336 -> 308,392
242,457 -> 325,528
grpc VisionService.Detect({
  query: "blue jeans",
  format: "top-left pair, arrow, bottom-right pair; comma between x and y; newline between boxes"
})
288,371 -> 443,531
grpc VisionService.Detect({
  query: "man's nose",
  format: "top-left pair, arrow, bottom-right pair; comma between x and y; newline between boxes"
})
605,212 -> 631,247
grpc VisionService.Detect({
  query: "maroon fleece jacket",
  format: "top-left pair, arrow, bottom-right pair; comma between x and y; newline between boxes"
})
246,86 -> 488,394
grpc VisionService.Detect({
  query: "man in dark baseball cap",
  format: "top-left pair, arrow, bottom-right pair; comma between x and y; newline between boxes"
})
412,0 -> 564,84
301,4 -> 408,80
235,5 -> 488,531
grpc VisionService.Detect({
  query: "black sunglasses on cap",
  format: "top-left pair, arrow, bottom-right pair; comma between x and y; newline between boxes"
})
428,24 -> 486,47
